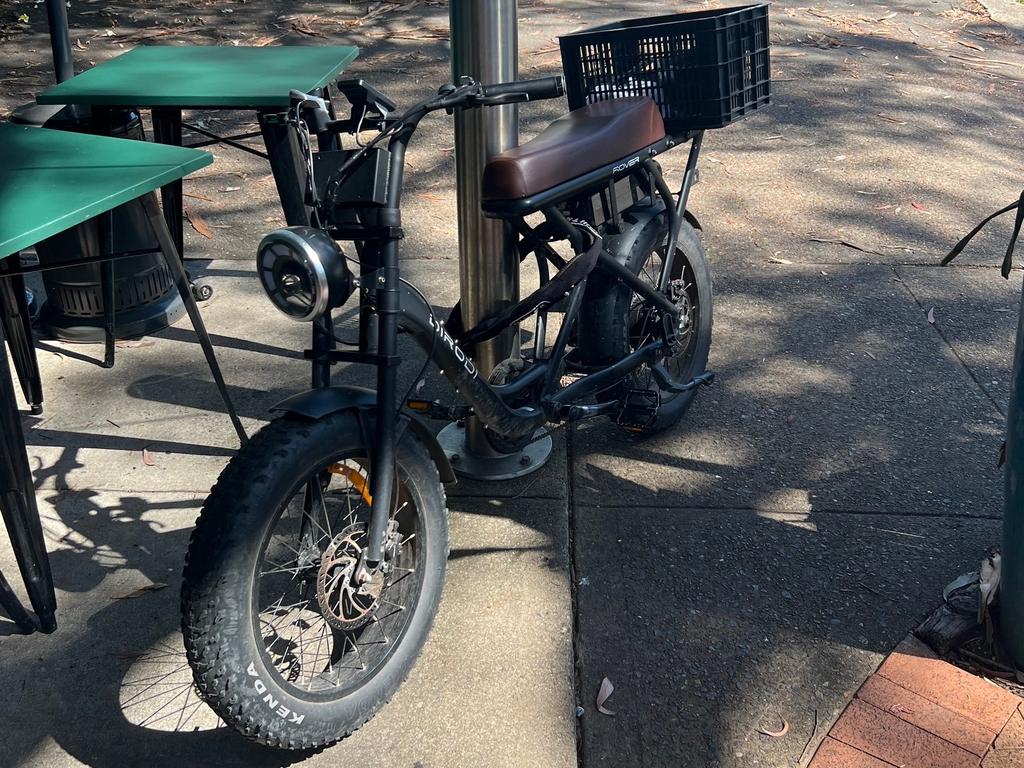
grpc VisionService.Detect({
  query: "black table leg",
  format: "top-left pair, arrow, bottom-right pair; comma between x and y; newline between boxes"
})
257,109 -> 312,227
0,320 -> 56,634
152,108 -> 185,259
0,261 -> 43,414
100,211 -> 116,369
0,567 -> 35,632
138,193 -> 247,446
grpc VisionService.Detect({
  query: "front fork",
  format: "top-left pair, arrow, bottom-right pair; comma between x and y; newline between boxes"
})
306,246 -> 401,568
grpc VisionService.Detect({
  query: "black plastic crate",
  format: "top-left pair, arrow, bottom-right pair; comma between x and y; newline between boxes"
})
559,4 -> 771,134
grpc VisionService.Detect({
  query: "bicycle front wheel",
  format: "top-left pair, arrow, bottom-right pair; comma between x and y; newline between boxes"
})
181,411 -> 448,749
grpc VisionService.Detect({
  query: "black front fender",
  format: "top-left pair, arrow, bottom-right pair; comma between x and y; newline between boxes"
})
271,385 -> 456,484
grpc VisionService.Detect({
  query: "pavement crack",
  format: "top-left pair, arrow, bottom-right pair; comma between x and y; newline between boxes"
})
565,422 -> 586,768
892,264 -> 1008,419
576,504 -> 1002,520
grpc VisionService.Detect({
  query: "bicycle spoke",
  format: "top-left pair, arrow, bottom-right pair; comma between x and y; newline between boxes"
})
255,453 -> 422,696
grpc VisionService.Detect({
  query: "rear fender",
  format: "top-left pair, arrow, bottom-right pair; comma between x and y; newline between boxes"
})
600,200 -> 701,268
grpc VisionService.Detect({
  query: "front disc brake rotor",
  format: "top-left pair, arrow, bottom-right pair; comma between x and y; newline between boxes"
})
316,524 -> 382,631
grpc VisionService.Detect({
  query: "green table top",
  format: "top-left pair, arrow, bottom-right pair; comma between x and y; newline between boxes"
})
36,45 -> 359,109
0,123 -> 212,259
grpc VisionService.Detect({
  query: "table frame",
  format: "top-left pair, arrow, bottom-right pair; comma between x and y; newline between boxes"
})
1,56 -> 352,634
147,94 -> 334,258
0,192 -> 247,634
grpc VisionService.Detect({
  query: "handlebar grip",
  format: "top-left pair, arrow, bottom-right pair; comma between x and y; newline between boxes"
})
479,76 -> 565,102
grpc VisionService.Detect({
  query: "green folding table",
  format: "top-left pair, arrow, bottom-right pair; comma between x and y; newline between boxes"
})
37,45 -> 360,253
0,122 -> 245,635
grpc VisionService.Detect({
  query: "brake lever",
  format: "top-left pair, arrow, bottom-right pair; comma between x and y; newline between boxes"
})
288,89 -> 332,134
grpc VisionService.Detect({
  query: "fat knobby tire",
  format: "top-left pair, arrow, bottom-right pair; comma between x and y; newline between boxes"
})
180,411 -> 448,749
580,211 -> 713,434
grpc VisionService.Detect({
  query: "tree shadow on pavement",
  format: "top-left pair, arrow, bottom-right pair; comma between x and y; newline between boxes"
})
4,0 -> 1024,766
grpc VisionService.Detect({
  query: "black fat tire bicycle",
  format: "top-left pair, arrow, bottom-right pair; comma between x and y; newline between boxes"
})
182,6 -> 769,747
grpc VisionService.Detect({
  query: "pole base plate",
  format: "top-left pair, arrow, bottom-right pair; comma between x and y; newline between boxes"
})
437,422 -> 552,481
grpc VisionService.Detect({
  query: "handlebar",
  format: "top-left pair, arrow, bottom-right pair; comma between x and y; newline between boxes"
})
303,76 -> 566,205
477,76 -> 565,105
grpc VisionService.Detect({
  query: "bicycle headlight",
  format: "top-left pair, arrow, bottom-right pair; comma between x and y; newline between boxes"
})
257,226 -> 354,322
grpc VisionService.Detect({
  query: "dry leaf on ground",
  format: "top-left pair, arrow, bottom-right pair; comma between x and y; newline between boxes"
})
113,582 -> 167,600
185,207 -> 213,239
596,677 -> 616,715
142,448 -> 157,467
757,716 -> 790,738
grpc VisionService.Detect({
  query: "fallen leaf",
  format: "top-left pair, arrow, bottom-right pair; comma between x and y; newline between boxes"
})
111,650 -> 146,660
757,716 -> 790,738
290,20 -> 326,37
185,207 -> 213,239
768,255 -> 793,264
957,40 -> 985,52
927,307 -> 936,324
911,201 -> 927,211
142,449 -> 157,467
832,154 -> 846,161
596,677 -> 616,715
114,339 -> 155,349
17,13 -> 28,23
875,113 -> 907,125
113,582 -> 167,600
222,186 -> 241,192
808,237 -> 885,257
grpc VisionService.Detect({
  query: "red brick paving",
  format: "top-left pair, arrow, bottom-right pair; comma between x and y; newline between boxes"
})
992,706 -> 1024,752
857,674 -> 996,757
811,737 -> 896,767
809,635 -> 1024,768
876,637 -> 1020,733
830,699 -> 979,768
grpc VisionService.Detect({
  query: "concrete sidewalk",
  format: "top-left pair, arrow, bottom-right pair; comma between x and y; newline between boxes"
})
0,260 -> 576,768
3,0 -> 1024,766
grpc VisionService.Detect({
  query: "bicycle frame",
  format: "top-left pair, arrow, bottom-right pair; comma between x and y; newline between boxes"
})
285,84 -> 705,565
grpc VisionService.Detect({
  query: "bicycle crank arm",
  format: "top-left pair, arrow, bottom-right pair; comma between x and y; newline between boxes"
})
405,398 -> 473,421
650,365 -> 715,393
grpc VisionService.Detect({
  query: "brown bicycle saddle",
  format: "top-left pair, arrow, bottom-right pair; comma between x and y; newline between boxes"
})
481,96 -> 666,202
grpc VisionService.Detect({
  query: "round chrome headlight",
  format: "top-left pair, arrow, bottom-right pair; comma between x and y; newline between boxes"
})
257,226 -> 354,322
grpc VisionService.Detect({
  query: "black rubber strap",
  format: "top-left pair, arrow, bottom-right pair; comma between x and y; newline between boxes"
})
942,189 -> 1024,278
1003,190 -> 1024,278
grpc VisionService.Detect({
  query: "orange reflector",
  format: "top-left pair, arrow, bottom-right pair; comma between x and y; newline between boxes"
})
407,400 -> 431,412
328,463 -> 373,505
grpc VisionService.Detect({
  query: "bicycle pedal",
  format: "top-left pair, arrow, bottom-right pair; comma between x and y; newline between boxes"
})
616,389 -> 660,432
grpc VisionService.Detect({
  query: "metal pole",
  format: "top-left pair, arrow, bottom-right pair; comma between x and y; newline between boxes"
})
450,0 -> 519,378
1001,282 -> 1024,668
438,0 -> 551,480
44,0 -> 75,83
